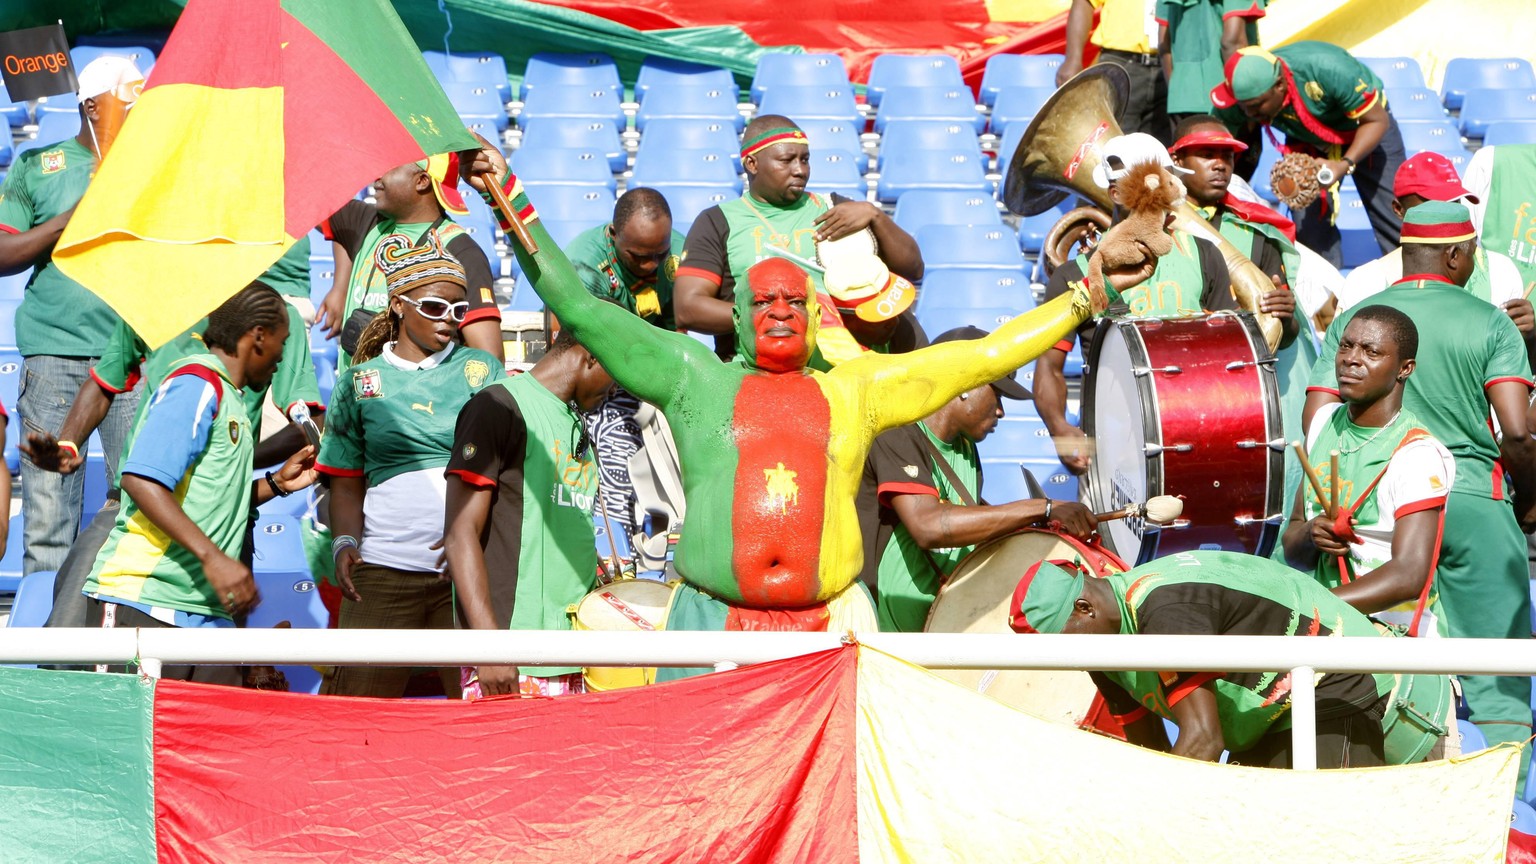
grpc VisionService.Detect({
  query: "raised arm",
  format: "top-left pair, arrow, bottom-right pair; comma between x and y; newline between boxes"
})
459,138 -> 718,408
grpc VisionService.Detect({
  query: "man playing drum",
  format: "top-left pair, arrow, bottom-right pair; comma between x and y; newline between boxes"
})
855,326 -> 1098,633
1305,201 -> 1536,790
1037,132 -> 1295,475
442,327 -> 615,698
1283,306 -> 1454,636
1011,549 -> 1400,768
458,141 -> 1134,678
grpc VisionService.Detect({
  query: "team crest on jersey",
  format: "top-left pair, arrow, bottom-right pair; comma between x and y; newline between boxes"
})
1304,80 -> 1325,102
462,443 -> 477,461
480,287 -> 495,305
40,149 -> 66,174
463,359 -> 490,387
903,464 -> 919,478
354,369 -> 383,399
664,254 -> 680,281
228,420 -> 241,444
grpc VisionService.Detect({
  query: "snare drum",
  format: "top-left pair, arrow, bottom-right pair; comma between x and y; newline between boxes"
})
569,579 -> 675,691
1372,623 -> 1453,764
1083,313 -> 1283,564
925,529 -> 1127,733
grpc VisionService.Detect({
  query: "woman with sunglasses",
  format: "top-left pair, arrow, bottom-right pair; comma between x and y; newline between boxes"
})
316,234 -> 506,698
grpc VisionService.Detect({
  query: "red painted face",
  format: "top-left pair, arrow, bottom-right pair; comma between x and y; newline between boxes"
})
748,260 -> 812,373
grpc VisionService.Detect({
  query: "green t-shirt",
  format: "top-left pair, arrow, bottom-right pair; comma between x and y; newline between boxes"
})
318,344 -> 505,487
93,303 -> 321,482
1266,41 -> 1386,149
0,137 -> 121,358
261,235 -> 313,300
1482,145 -> 1536,296
85,355 -> 254,619
1310,277 -> 1530,500
445,372 -> 600,677
1095,550 -> 1395,752
1075,228 -> 1209,319
1158,0 -> 1265,115
870,422 -> 980,633
565,222 -> 685,330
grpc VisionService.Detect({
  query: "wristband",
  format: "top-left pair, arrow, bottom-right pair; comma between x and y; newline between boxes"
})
1044,499 -> 1054,522
1342,157 -> 1356,175
56,439 -> 80,460
265,470 -> 291,498
332,534 -> 359,559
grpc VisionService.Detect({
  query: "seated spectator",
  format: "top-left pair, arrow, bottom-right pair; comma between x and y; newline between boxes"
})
82,283 -> 318,685
317,235 -> 505,698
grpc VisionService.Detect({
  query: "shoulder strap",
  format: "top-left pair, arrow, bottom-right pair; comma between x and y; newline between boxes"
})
919,434 -> 977,507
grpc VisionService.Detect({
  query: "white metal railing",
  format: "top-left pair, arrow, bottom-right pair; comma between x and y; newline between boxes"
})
4,629 -> 1531,771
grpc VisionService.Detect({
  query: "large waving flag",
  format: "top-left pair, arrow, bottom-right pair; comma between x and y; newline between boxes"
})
52,0 -> 479,349
0,646 -> 1519,861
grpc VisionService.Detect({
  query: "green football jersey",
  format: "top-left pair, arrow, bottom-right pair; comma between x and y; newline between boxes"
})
565,222 -> 685,329
0,137 -> 121,357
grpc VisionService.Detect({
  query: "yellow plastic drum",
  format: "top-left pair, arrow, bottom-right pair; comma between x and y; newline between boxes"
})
569,579 -> 674,691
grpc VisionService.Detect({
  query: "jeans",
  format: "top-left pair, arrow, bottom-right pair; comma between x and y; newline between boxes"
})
18,355 -> 139,576
44,496 -> 119,629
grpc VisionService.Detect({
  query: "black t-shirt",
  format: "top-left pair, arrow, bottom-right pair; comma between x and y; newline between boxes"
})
323,200 -> 501,325
444,384 -> 532,630
1042,233 -> 1233,346
855,423 -> 945,600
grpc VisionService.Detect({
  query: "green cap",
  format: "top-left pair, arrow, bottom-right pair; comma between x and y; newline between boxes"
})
1400,200 -> 1477,244
1228,47 -> 1282,101
1009,560 -> 1085,635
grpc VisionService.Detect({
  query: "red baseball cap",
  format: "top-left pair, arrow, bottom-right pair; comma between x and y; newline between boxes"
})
1393,152 -> 1477,204
1169,128 -> 1249,155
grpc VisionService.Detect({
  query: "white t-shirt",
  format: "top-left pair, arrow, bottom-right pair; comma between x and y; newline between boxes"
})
1464,146 -> 1495,235
1337,246 -> 1524,314
1305,403 -> 1455,633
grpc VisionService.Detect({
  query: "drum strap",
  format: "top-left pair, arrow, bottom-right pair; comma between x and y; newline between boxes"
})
919,437 -> 978,583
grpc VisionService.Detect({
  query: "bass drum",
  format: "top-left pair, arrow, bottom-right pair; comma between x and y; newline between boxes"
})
924,529 -> 1128,733
1083,312 -> 1284,564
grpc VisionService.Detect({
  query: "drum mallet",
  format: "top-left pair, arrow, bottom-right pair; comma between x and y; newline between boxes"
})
1291,440 -> 1335,518
1094,495 -> 1183,525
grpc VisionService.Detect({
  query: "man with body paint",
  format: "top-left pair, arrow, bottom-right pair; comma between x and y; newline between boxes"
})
460,141 -> 1129,675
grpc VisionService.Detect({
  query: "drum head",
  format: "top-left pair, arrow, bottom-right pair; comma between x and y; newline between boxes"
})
925,532 -> 1102,725
574,580 -> 674,632
1083,320 -> 1156,561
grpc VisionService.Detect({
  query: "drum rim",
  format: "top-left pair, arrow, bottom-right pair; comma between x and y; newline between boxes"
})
1224,309 -> 1287,534
1083,317 -> 1163,562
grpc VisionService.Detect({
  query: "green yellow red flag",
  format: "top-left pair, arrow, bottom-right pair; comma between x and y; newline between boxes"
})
52,0 -> 479,349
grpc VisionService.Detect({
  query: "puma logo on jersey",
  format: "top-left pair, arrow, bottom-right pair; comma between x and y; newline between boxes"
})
412,401 -> 434,415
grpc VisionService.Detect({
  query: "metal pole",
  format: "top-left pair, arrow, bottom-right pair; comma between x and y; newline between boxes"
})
1290,666 -> 1317,770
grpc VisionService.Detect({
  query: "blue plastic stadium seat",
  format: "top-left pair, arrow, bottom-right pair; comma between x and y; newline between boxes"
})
0,139 -> 10,169
35,112 -> 81,146
0,300 -> 19,351
456,201 -> 500,265
0,515 -> 21,593
518,84 -> 625,129
994,120 -> 1030,180
757,84 -> 861,125
1440,58 -> 1536,111
916,224 -> 1024,270
636,118 -> 741,170
34,91 -> 79,118
893,190 -> 1002,235
247,514 -> 326,694
798,119 -> 869,172
1459,88 -> 1536,139
981,458 -> 1078,504
915,269 -> 1032,317
313,353 -> 336,407
977,414 -> 1059,461
1397,120 -> 1464,154
509,147 -> 616,190
442,80 -> 508,132
990,86 -> 1053,133
0,270 -> 26,301
423,50 -> 511,102
980,53 -> 1064,107
81,447 -> 110,531
518,184 -> 615,224
636,58 -> 735,103
521,52 -> 621,101
0,83 -> 28,128
877,149 -> 989,202
0,350 -> 19,473
1515,800 -> 1536,835
1486,121 -> 1536,147
635,85 -> 743,133
544,219 -> 594,249
632,149 -> 741,192
874,86 -> 984,134
867,53 -> 965,107
1384,87 -> 1448,123
1336,181 -> 1378,269
307,258 -> 335,307
917,303 -> 1021,341
1017,201 -> 1073,254
1359,56 -> 1426,90
8,570 -> 57,627
309,324 -> 337,366
644,185 -> 736,235
807,150 -> 864,198
751,53 -> 850,103
519,117 -> 627,172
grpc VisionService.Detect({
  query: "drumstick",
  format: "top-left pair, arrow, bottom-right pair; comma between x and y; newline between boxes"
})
1328,449 -> 1341,517
596,493 -> 625,584
1094,495 -> 1183,524
1291,441 -> 1334,518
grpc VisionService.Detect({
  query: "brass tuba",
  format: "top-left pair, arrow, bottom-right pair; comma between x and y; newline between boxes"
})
1002,65 -> 1283,351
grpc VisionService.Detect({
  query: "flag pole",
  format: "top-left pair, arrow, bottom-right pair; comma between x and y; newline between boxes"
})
480,171 -> 539,255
